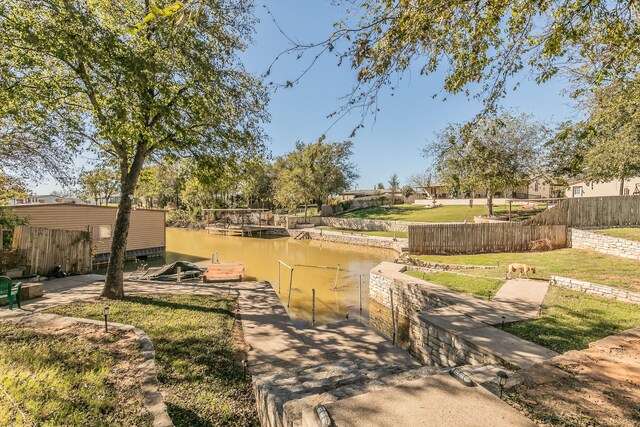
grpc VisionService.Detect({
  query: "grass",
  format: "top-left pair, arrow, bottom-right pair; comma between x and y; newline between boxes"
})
504,286 -> 640,353
0,323 -> 152,426
320,227 -> 408,238
338,204 -> 539,223
407,268 -> 640,353
593,227 -> 640,242
404,270 -> 504,300
414,248 -> 640,293
47,294 -> 257,427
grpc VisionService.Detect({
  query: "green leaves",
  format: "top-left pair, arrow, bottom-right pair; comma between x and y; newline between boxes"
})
128,1 -> 185,35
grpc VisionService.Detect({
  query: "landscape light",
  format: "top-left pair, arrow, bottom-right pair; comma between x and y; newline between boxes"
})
242,359 -> 248,380
102,305 -> 110,332
496,370 -> 508,398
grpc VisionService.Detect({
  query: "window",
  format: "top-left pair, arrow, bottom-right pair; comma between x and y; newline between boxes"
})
623,188 -> 630,196
573,186 -> 583,197
93,225 -> 112,239
534,181 -> 539,192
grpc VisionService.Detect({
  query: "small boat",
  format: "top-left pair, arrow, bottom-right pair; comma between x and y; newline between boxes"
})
128,261 -> 204,281
202,262 -> 245,282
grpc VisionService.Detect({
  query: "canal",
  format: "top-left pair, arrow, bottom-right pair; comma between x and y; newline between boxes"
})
163,227 -> 395,328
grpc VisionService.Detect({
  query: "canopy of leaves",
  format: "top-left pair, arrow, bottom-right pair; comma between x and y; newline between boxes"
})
425,112 -> 546,203
547,77 -> 640,188
0,0 -> 267,183
274,140 -> 358,210
283,1 -> 637,123
78,167 -> 120,205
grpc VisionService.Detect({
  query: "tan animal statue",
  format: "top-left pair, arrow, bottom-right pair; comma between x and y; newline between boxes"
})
506,263 -> 536,279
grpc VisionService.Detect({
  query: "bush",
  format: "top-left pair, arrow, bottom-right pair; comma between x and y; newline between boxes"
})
166,209 -> 206,228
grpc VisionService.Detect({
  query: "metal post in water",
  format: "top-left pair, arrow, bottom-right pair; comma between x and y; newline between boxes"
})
312,288 -> 315,327
333,264 -> 340,290
287,268 -> 294,308
177,267 -> 181,282
359,275 -> 363,312
278,262 -> 281,294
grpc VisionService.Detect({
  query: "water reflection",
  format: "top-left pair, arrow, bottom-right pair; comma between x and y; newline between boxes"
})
163,227 -> 395,328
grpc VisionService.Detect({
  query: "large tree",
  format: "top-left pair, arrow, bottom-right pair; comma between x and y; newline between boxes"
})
1,0 -> 267,297
426,112 -> 545,215
547,77 -> 640,194
274,140 -> 358,218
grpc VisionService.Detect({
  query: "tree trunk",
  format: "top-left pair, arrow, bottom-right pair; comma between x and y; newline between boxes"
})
620,179 -> 625,196
304,203 -> 308,223
487,191 -> 494,216
102,145 -> 147,299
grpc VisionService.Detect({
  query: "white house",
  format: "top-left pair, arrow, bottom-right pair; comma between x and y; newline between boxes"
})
565,177 -> 640,198
9,194 -> 88,206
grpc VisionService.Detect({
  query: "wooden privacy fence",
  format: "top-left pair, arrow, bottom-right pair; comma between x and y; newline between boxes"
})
526,195 -> 640,228
11,226 -> 92,275
408,223 -> 567,255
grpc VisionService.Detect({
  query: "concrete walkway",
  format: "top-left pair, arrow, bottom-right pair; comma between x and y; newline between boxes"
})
8,273 -> 541,426
377,263 -> 558,370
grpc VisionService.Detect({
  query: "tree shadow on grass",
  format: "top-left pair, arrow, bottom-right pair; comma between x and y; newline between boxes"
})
124,295 -> 233,317
166,402 -> 215,427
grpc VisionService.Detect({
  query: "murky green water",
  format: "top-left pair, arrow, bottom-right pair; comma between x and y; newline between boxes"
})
163,227 -> 395,327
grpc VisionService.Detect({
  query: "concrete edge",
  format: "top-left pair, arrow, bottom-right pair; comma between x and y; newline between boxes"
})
0,311 -> 174,427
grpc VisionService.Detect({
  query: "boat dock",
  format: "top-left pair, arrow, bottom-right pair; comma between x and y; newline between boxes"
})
205,224 -> 288,236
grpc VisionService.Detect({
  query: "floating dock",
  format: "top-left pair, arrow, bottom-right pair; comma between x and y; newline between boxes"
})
203,262 -> 245,282
205,224 -> 288,236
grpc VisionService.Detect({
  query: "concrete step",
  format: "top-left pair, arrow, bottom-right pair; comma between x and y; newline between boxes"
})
283,365 -> 444,427
254,358 -> 436,427
299,372 -> 537,427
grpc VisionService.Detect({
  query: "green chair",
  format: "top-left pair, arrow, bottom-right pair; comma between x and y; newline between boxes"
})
0,276 -> 22,310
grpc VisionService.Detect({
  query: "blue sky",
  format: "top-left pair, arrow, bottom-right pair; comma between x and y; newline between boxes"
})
34,1 -> 578,193
245,1 -> 578,190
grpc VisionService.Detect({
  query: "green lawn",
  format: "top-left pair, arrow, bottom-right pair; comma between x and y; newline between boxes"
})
0,323 -> 152,426
505,286 -> 640,353
338,204 -> 537,223
593,227 -> 640,242
404,270 -> 504,300
406,269 -> 640,353
320,227 -> 408,238
414,249 -> 640,293
47,294 -> 258,427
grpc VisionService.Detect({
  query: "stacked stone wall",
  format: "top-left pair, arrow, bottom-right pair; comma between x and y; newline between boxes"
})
318,217 -> 423,232
290,229 -> 405,252
550,276 -> 640,305
410,317 -> 502,367
569,228 -> 640,260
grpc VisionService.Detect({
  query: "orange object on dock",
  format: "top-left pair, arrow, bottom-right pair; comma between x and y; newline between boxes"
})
203,262 -> 244,282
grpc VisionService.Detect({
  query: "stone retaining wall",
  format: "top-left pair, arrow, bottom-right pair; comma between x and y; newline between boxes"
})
316,217 -> 424,232
550,276 -> 640,305
291,229 -> 405,252
369,269 -> 463,364
370,264 -> 555,369
569,228 -> 640,260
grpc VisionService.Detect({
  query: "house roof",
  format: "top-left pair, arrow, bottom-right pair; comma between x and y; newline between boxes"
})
341,189 -> 390,196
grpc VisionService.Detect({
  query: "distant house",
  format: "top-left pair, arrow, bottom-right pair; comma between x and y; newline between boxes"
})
10,194 -> 88,206
338,188 -> 391,201
565,177 -> 640,198
416,176 -> 564,200
9,204 -> 166,265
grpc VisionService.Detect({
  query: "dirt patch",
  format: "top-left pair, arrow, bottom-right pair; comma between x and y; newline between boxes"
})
509,327 -> 640,426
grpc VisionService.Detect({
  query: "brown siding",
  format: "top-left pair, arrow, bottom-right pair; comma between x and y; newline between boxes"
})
8,204 -> 165,255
